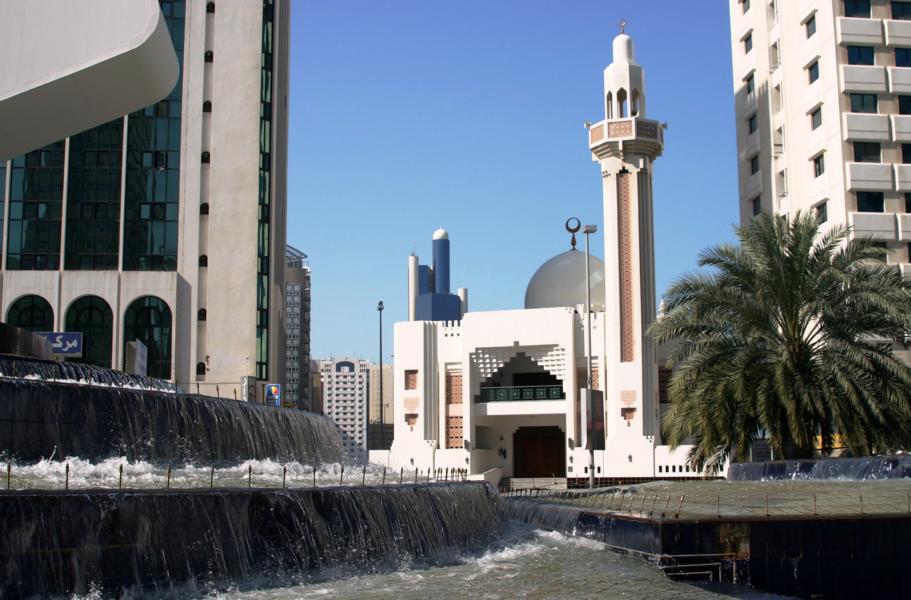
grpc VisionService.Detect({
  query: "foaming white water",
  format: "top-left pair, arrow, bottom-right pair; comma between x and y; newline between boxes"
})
1,457 -> 447,491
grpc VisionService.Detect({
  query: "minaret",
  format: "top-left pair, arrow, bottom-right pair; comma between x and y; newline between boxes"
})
588,25 -> 663,446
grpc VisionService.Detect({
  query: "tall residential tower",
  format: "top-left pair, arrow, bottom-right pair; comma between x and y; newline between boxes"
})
0,0 -> 290,396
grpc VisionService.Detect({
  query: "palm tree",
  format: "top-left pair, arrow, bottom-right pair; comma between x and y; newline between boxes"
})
651,212 -> 911,470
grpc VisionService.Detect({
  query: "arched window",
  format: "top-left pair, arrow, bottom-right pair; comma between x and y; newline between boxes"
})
204,50 -> 214,63
617,89 -> 628,118
606,92 -> 613,119
201,151 -> 211,164
196,362 -> 207,376
199,255 -> 208,268
123,296 -> 172,379
6,295 -> 54,333
206,2 -> 215,13
202,101 -> 212,113
65,296 -> 113,368
200,203 -> 210,215
198,308 -> 207,321
631,90 -> 641,117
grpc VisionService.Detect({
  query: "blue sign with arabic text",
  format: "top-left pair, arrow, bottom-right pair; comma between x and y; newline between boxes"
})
36,332 -> 83,357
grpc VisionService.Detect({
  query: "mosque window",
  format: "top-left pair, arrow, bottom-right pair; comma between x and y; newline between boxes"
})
806,15 -> 817,38
617,89 -> 628,118
631,90 -> 641,117
606,92 -> 613,119
847,45 -> 874,66
844,0 -> 871,18
807,60 -> 819,84
895,1 -> 911,20
810,107 -> 822,130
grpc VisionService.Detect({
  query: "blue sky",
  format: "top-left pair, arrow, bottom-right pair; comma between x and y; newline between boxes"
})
289,1 -> 739,362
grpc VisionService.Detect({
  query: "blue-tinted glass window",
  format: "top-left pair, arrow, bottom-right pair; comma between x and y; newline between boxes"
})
898,48 -> 911,67
65,296 -> 113,368
5,143 -> 65,270
811,107 -> 823,129
744,33 -> 753,54
893,1 -> 911,19
845,0 -> 871,18
857,191 -> 885,212
750,155 -> 760,174
901,96 -> 911,115
853,142 -> 881,163
847,46 -> 875,66
257,0 -> 276,380
123,0 -> 184,271
751,196 -> 761,216
813,154 -> 825,177
808,61 -> 820,83
904,144 -> 911,164
748,114 -> 758,134
905,193 -> 911,212
850,93 -> 877,113
806,15 -> 817,38
65,119 -> 122,270
123,295 -> 172,379
0,161 -> 6,251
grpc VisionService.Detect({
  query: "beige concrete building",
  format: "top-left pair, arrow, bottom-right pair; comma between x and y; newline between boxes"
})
0,0 -> 290,396
319,358 -> 369,460
729,0 -> 911,271
284,245 -> 311,410
367,362 -> 393,449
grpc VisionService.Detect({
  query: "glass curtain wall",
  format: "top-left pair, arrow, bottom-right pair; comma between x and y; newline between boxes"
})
5,143 -> 65,270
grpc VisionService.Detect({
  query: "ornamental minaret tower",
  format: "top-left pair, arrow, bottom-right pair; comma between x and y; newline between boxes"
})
588,24 -> 664,454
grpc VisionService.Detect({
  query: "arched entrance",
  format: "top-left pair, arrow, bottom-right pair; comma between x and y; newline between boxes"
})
65,296 -> 113,368
6,295 -> 54,332
513,426 -> 565,478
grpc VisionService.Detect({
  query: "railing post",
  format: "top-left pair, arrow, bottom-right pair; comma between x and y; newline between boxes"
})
339,464 -> 344,487
675,495 -> 685,519
813,493 -> 817,516
313,465 -> 317,488
65,462 -> 69,491
210,465 -> 215,488
167,464 -> 172,490
414,468 -> 418,484
119,464 -> 123,490
248,464 -> 252,488
765,494 -> 769,517
859,493 -> 864,515
649,494 -> 658,517
662,494 -> 670,518
399,466 -> 403,485
6,463 -> 10,491
282,465 -> 287,489
362,464 -> 366,486
716,494 -> 720,518
382,467 -> 386,485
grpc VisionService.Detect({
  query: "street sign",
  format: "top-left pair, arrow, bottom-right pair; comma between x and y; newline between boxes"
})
265,383 -> 281,407
36,332 -> 82,357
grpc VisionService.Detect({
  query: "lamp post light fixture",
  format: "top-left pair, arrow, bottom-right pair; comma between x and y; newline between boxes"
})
377,300 -> 385,449
582,223 -> 598,490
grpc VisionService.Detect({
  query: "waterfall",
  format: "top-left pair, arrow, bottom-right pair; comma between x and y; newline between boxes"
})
727,455 -> 911,481
0,482 -> 502,597
0,378 -> 343,465
0,353 -> 181,392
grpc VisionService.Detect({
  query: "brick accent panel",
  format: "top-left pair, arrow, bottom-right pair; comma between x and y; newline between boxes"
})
446,373 -> 462,404
446,416 -> 463,449
589,123 -> 605,144
617,170 -> 634,362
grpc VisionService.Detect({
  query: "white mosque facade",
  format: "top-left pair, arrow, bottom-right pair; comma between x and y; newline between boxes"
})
380,31 -> 719,485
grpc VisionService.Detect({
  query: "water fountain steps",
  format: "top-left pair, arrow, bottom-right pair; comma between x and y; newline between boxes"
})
502,497 -> 911,599
0,481 -> 501,597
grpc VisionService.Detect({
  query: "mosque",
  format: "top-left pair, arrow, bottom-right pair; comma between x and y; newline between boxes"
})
382,29 -> 716,485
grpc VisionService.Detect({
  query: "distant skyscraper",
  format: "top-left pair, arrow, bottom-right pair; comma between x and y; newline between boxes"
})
407,229 -> 467,322
0,0 -> 291,395
728,0 -> 911,272
367,362 -> 393,449
284,245 -> 311,409
319,357 -> 369,459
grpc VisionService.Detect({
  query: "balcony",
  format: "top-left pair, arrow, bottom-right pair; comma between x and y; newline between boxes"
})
843,113 -> 890,141
885,19 -> 911,47
841,65 -> 888,93
849,212 -> 898,241
897,165 -> 911,191
836,17 -> 884,45
477,385 -> 565,403
846,162 -> 893,190
888,67 -> 911,94
900,214 -> 911,240
893,115 -> 911,142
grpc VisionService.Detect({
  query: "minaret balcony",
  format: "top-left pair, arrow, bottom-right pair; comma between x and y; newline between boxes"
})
588,117 -> 664,159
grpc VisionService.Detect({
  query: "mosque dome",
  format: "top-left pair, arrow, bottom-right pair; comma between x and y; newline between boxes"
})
524,249 -> 606,310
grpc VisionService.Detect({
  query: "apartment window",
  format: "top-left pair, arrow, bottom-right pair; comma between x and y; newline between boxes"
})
844,0 -> 871,18
744,33 -> 753,54
815,201 -> 828,223
743,0 -> 750,13
847,46 -> 875,66
751,196 -> 761,216
850,93 -> 877,113
748,113 -> 758,134
857,191 -> 885,212
746,74 -> 755,97
895,1 -> 911,19
853,142 -> 881,162
813,154 -> 825,177
811,107 -> 823,129
898,48 -> 911,68
808,60 -> 820,84
906,193 -> 911,212
904,144 -> 911,164
750,155 -> 760,174
901,96 -> 911,114
806,15 -> 817,38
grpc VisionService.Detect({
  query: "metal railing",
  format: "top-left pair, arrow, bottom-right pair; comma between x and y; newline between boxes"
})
477,385 -> 564,403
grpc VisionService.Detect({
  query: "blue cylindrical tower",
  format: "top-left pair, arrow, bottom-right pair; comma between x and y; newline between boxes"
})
432,228 -> 450,295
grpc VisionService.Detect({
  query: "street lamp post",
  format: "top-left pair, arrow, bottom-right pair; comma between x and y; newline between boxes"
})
583,223 -> 598,490
377,300 -> 385,449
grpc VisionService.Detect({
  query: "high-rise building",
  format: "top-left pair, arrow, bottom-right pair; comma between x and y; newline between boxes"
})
406,229 -> 467,322
319,357 -> 369,460
284,245 -> 311,410
729,0 -> 911,272
0,0 -> 291,395
310,359 -> 323,414
367,362 -> 393,449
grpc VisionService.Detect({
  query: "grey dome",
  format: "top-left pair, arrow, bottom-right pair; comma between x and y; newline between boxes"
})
524,249 -> 606,310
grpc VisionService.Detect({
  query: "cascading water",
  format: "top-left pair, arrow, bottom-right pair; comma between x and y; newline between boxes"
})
0,377 -> 342,465
0,353 -> 181,392
726,455 -> 911,481
0,482 -> 502,597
